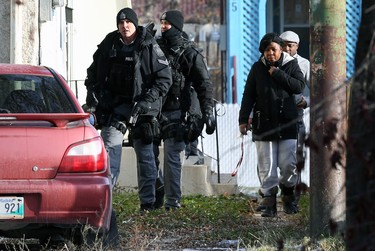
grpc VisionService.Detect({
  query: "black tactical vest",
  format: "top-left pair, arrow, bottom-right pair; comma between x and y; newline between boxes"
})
161,41 -> 195,111
107,42 -> 135,102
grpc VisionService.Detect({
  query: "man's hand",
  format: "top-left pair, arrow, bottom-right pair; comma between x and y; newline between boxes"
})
239,124 -> 248,135
268,66 -> 278,75
86,89 -> 98,108
204,110 -> 216,135
129,100 -> 152,126
297,96 -> 307,109
239,118 -> 253,135
135,100 -> 151,114
111,121 -> 127,134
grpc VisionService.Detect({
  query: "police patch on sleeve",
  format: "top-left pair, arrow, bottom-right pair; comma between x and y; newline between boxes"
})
153,44 -> 165,57
157,59 -> 169,66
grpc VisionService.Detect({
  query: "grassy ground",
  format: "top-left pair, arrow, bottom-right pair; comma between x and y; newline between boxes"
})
113,188 -> 345,250
0,189 -> 345,250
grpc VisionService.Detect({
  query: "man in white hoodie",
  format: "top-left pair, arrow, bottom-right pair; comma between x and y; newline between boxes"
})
280,30 -> 310,201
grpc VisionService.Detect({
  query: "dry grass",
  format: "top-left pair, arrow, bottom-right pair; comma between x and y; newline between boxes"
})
0,189 -> 344,250
113,188 -> 344,250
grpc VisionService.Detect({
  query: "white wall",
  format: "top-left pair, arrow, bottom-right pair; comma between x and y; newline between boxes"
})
40,7 -> 66,76
70,0 -> 132,105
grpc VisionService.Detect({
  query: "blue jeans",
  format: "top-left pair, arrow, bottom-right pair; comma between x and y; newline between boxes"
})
101,126 -> 123,186
156,110 -> 185,208
163,137 -> 185,208
100,103 -> 132,185
101,103 -> 157,205
133,138 -> 157,205
185,140 -> 198,156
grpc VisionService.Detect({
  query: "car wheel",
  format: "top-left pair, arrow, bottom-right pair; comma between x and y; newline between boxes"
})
103,209 -> 120,248
78,209 -> 119,248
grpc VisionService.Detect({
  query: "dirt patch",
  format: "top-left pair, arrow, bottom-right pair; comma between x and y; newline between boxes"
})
117,198 -> 306,250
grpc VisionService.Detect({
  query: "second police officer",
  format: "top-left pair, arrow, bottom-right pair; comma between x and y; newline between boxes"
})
154,10 -> 216,210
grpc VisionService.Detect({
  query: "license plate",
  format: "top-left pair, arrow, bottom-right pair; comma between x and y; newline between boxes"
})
0,197 -> 24,219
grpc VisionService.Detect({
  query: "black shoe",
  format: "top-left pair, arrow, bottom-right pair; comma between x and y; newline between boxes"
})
260,196 -> 277,217
257,187 -> 278,212
140,203 -> 154,214
280,185 -> 299,214
283,202 -> 299,214
256,204 -> 266,212
282,195 -> 299,214
165,203 -> 181,211
261,204 -> 277,217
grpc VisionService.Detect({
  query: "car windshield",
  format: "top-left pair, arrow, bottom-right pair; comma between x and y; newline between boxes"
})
0,74 -> 75,113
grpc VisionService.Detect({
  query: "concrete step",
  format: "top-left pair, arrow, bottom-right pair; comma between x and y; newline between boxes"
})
117,147 -> 238,196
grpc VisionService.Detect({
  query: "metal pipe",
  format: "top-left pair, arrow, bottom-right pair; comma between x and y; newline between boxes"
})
214,101 -> 220,183
10,0 -> 23,63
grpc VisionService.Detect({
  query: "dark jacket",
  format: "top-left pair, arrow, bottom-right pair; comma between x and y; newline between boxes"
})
85,26 -> 172,118
158,37 -> 214,115
239,52 -> 305,141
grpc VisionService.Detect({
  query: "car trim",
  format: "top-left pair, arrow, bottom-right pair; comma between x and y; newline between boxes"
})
0,113 -> 90,127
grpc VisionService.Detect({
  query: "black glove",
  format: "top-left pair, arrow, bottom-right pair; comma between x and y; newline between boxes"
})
185,115 -> 204,142
86,88 -> 98,108
111,121 -> 127,134
204,110 -> 216,135
135,100 -> 151,114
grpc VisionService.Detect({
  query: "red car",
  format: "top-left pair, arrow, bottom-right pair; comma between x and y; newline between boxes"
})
0,64 -> 117,247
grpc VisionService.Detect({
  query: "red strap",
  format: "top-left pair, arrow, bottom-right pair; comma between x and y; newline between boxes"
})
231,135 -> 244,177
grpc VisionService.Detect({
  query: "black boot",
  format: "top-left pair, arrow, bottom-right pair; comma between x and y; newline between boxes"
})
282,195 -> 299,214
140,203 -> 154,214
256,202 -> 266,212
154,186 -> 165,209
261,195 -> 277,217
256,189 -> 266,212
256,186 -> 278,212
280,184 -> 299,214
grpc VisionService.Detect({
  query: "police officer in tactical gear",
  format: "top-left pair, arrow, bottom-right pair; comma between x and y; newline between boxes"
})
84,7 -> 172,212
154,10 -> 216,210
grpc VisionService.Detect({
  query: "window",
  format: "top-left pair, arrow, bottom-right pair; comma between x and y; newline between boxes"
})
0,75 -> 75,113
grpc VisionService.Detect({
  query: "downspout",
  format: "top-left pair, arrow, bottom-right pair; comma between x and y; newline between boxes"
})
10,0 -> 23,63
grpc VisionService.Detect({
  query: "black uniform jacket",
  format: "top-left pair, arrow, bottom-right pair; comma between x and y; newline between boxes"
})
158,37 -> 214,114
179,45 -> 214,113
239,52 -> 305,141
85,26 -> 172,117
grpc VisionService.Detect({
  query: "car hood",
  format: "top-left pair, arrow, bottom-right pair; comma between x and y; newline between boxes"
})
0,114 -> 92,179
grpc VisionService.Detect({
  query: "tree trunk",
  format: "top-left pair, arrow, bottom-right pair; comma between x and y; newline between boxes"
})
309,0 -> 347,238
